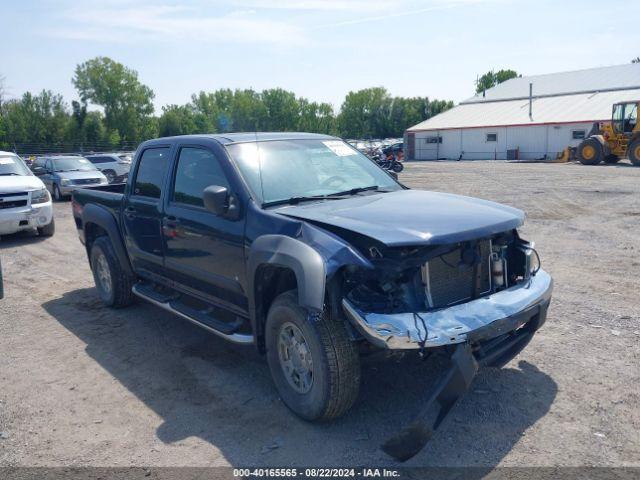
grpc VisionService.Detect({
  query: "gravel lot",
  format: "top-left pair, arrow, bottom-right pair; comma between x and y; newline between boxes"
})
0,160 -> 639,469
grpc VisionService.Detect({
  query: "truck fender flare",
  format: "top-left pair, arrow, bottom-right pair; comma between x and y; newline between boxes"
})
82,203 -> 134,276
590,135 -> 611,156
248,234 -> 326,315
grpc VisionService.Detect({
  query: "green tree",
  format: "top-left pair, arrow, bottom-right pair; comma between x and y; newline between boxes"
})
298,99 -> 336,134
476,69 -> 520,94
338,87 -> 392,138
72,57 -> 155,142
1,90 -> 70,152
261,88 -> 300,131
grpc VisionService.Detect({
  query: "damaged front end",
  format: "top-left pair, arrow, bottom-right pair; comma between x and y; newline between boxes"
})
337,230 -> 553,461
341,230 -> 552,352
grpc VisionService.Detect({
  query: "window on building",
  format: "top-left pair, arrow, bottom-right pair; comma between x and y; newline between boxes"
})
572,130 -> 586,140
486,133 -> 497,142
425,136 -> 442,144
133,147 -> 171,199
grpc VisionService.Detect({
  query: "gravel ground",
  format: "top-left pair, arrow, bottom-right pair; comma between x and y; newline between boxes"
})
0,160 -> 639,469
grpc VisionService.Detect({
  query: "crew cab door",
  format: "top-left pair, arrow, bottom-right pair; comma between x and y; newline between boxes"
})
122,146 -> 172,276
162,144 -> 247,312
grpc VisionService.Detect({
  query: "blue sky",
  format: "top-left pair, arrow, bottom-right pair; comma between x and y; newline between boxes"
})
2,0 -> 639,112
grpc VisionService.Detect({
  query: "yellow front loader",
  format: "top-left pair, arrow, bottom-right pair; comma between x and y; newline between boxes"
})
576,101 -> 640,166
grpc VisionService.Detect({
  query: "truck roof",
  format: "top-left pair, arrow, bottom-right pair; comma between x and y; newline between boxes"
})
144,132 -> 339,146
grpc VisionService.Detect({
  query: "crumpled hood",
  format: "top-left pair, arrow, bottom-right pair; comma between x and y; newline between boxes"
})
278,190 -> 525,246
0,175 -> 45,193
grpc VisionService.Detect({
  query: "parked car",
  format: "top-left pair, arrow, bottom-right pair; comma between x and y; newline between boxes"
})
32,155 -> 108,201
72,133 -> 552,461
84,153 -> 132,183
0,151 -> 54,237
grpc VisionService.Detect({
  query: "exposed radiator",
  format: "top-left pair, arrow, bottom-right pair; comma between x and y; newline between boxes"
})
422,241 -> 492,309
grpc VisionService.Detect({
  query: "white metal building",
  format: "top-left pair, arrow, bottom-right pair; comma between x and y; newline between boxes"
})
405,64 -> 640,160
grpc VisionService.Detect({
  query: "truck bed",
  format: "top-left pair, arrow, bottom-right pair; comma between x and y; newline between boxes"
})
72,183 -> 126,233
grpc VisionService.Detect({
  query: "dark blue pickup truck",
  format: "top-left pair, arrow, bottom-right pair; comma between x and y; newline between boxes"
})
72,133 -> 552,460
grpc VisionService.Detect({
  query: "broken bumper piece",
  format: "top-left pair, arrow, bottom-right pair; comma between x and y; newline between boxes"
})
342,269 -> 553,350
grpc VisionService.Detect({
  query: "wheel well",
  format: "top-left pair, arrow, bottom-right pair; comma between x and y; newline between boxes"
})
254,265 -> 298,353
84,222 -> 108,256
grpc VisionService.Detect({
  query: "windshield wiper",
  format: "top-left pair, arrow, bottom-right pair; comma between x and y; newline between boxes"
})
56,169 -> 81,172
262,194 -> 349,208
329,185 -> 385,196
0,172 -> 20,176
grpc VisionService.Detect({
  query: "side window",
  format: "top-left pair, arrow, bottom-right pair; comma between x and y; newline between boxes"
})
133,147 -> 171,199
172,147 -> 229,208
88,156 -> 106,164
486,133 -> 497,142
45,159 -> 52,171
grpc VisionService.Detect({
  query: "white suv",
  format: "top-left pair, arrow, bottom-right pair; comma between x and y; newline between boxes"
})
84,153 -> 132,183
0,151 -> 54,237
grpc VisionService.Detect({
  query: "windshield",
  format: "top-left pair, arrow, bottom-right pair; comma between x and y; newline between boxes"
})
226,139 -> 401,205
0,154 -> 32,176
51,157 -> 98,172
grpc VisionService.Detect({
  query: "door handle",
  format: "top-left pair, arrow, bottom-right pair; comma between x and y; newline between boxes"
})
124,206 -> 136,219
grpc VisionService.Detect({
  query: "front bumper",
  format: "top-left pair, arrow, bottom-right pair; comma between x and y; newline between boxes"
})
0,203 -> 54,235
342,269 -> 553,350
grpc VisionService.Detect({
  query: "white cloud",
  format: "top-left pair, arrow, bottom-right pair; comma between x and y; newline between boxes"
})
52,4 -> 306,46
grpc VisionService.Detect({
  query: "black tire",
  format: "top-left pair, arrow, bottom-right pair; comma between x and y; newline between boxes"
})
52,184 -> 63,201
265,290 -> 360,421
103,170 -> 116,183
392,161 -> 404,173
37,217 -> 55,237
90,236 -> 135,308
629,139 -> 640,166
577,137 -> 603,165
603,154 -> 620,164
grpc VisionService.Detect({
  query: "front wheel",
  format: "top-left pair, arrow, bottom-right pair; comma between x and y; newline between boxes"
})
52,184 -> 63,201
103,170 -> 116,183
629,139 -> 640,166
392,161 -> 404,173
90,236 -> 135,308
577,137 -> 603,165
265,291 -> 360,421
37,218 -> 55,237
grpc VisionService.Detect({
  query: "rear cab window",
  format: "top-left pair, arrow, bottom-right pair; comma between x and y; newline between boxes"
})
132,147 -> 171,199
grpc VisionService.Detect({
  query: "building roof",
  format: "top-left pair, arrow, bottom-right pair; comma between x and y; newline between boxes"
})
407,64 -> 640,132
407,88 -> 640,132
465,63 -> 640,104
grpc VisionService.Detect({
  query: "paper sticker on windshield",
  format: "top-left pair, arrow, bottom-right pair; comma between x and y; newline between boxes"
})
322,141 -> 357,157
0,157 -> 15,165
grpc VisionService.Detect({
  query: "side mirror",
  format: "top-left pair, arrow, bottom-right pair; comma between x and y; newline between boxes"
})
32,166 -> 45,175
203,185 -> 240,219
203,185 -> 228,215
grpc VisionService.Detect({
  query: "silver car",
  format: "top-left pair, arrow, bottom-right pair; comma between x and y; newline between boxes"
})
32,156 -> 108,201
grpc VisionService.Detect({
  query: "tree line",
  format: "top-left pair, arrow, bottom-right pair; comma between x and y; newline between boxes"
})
0,57 -> 454,154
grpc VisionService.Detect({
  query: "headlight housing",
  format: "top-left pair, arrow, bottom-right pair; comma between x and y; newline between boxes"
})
31,188 -> 50,204
60,179 -> 71,186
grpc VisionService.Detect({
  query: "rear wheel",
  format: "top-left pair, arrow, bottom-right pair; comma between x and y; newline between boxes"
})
90,236 -> 135,308
37,217 -> 55,237
392,161 -> 404,173
577,138 -> 603,165
629,139 -> 640,166
265,291 -> 360,421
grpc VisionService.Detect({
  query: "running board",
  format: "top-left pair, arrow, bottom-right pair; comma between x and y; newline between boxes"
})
132,284 -> 254,345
